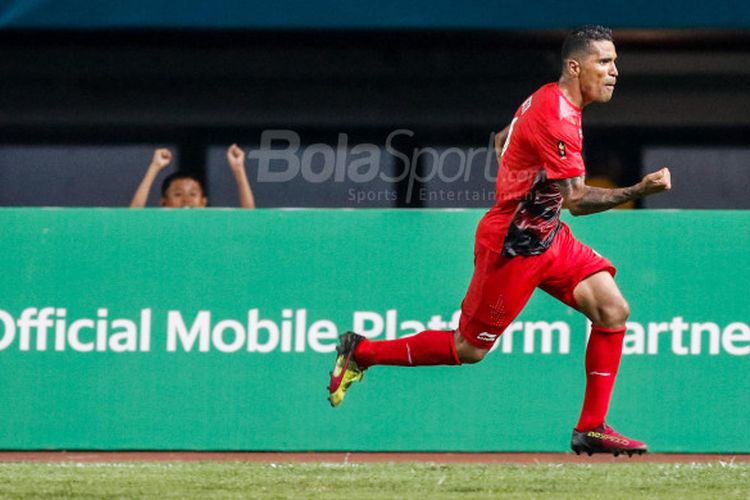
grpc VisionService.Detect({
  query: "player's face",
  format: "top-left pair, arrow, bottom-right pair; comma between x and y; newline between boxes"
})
577,40 -> 618,105
161,178 -> 208,208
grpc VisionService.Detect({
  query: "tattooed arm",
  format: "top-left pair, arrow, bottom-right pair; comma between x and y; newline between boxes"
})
555,168 -> 672,216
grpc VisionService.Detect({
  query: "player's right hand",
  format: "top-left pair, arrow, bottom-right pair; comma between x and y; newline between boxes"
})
149,148 -> 173,171
640,167 -> 671,195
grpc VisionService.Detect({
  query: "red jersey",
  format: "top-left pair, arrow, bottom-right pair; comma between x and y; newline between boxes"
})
477,83 -> 586,257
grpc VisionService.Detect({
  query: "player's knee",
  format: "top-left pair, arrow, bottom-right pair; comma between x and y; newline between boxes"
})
458,348 -> 487,364
453,331 -> 488,364
597,298 -> 630,328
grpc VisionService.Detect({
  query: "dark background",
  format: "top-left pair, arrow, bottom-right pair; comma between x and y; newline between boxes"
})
2,9 -> 749,208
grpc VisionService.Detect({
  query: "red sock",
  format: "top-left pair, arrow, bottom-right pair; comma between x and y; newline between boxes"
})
354,330 -> 461,369
576,325 -> 626,432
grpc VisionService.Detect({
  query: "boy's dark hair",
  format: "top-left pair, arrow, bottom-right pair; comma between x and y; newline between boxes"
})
160,172 -> 206,197
561,25 -> 613,61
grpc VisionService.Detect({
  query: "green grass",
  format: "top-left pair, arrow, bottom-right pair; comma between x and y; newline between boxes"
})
0,461 -> 748,499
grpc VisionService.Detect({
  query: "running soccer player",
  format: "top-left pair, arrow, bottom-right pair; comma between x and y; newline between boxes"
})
328,25 -> 672,456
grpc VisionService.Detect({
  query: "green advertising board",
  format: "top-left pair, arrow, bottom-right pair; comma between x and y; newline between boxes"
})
0,209 -> 747,452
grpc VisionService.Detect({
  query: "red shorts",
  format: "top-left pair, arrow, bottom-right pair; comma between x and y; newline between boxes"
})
459,223 -> 615,349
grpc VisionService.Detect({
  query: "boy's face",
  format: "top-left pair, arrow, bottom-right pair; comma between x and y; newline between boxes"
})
161,178 -> 208,208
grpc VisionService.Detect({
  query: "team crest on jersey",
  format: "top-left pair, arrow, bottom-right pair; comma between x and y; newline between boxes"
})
557,140 -> 567,158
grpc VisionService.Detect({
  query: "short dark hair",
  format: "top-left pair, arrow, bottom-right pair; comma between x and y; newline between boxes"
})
160,172 -> 206,197
561,25 -> 614,61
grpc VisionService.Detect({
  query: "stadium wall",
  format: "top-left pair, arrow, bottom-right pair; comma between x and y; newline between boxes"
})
2,0 -> 749,29
0,208 -> 747,452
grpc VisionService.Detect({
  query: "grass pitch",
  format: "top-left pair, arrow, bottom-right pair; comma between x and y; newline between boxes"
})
0,461 -> 748,498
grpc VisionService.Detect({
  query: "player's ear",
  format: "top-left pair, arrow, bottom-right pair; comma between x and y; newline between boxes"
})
564,58 -> 581,77
199,196 -> 208,208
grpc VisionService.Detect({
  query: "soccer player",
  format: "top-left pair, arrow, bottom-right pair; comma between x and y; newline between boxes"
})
129,144 -> 256,208
328,25 -> 672,456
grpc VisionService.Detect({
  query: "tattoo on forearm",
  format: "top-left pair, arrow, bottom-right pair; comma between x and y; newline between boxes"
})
576,186 -> 637,213
555,177 -> 641,215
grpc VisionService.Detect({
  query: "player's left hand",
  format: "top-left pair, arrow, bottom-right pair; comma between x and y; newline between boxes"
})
640,167 -> 671,195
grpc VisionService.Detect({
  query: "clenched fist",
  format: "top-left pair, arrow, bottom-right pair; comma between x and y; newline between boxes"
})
639,167 -> 672,195
227,143 -> 246,173
149,148 -> 172,171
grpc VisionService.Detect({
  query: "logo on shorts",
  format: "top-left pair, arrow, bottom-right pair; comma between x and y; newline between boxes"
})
477,332 -> 498,342
557,140 -> 567,159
